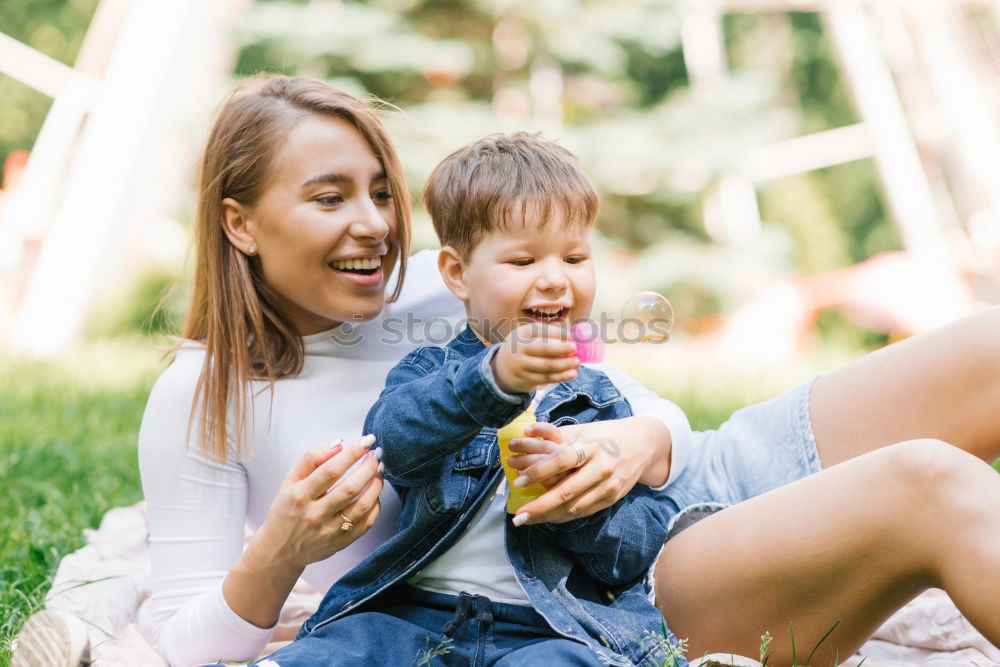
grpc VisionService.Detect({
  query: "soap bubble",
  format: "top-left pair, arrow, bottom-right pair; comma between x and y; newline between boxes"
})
620,291 -> 673,342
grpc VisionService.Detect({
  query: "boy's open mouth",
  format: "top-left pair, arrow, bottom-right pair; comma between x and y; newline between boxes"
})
522,306 -> 569,323
329,256 -> 382,276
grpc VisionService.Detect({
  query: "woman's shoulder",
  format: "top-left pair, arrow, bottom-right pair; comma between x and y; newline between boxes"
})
137,346 -> 211,464
144,344 -> 207,413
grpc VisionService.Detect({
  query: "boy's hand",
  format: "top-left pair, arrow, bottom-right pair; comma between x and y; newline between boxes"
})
505,425 -> 571,488
491,321 -> 580,394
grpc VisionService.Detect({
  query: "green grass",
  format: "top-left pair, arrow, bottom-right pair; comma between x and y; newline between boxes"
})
0,338 -> 165,665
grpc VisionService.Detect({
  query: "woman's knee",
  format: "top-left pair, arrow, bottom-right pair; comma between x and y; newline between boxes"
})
883,438 -> 997,517
887,438 -> 974,485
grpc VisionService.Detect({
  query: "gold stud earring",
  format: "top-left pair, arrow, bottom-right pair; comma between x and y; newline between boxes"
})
246,245 -> 257,256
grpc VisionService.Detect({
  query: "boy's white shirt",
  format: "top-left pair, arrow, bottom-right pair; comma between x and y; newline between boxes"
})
408,385 -> 556,605
409,478 -> 531,603
138,249 -> 692,666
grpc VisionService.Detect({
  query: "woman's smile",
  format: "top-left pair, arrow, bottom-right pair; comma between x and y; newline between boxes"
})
329,263 -> 385,288
328,253 -> 388,288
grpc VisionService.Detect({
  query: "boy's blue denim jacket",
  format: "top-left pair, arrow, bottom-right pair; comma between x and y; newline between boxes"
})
298,325 -> 684,666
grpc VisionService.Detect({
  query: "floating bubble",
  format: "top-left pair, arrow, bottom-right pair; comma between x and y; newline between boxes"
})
621,291 -> 673,342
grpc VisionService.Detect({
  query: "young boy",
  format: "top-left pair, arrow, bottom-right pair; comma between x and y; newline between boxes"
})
273,134 -> 689,666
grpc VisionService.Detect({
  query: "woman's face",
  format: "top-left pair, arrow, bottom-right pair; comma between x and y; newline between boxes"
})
230,114 -> 400,335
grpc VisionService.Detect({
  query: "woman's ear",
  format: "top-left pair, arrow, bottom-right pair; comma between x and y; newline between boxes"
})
221,198 -> 258,255
438,246 -> 469,302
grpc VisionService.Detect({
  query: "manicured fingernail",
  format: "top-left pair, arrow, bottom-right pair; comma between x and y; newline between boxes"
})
327,438 -> 344,450
377,462 -> 385,475
512,475 -> 529,488
372,447 -> 383,461
512,513 -> 531,527
360,434 -> 376,449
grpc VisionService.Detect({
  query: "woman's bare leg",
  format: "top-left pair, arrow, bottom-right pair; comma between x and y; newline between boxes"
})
655,439 -> 1000,665
811,306 -> 1000,466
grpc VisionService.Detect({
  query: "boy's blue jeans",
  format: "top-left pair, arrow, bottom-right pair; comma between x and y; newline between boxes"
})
253,586 -> 605,666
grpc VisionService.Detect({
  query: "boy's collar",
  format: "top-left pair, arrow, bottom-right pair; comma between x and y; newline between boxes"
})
451,323 -> 486,353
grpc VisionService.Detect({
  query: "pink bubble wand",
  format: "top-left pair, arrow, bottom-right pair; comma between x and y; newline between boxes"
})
570,320 -> 605,363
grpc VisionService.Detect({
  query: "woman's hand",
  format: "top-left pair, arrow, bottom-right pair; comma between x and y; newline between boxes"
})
253,434 -> 384,568
506,417 -> 671,526
224,435 -> 384,628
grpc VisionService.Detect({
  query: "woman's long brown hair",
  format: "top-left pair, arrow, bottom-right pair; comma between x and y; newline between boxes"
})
181,75 -> 411,463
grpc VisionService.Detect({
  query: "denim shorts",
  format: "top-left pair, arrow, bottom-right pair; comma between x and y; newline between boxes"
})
657,376 -> 824,540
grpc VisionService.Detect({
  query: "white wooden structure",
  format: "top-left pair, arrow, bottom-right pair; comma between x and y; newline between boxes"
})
1,0 -> 245,354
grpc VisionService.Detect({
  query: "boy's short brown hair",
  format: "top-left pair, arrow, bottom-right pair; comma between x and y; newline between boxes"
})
422,132 -> 599,259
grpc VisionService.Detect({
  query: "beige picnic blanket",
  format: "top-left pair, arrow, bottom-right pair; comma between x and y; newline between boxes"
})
36,502 -> 1000,666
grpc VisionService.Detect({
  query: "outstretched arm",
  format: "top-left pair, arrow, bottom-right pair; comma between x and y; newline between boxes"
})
594,360 -> 692,488
366,345 -> 531,485
506,417 -> 673,526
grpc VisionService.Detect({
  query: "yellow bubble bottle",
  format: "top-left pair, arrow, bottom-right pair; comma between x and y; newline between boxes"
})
497,406 -> 548,512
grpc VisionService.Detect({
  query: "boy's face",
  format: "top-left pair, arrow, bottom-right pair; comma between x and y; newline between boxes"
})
445,208 -> 596,344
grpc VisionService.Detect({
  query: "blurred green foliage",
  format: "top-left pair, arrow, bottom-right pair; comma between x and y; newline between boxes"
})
0,0 -> 100,167
224,0 -> 897,337
86,271 -> 188,338
1,0 -> 897,342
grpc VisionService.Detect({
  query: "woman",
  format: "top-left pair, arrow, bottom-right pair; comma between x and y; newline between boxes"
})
15,74 -> 1000,667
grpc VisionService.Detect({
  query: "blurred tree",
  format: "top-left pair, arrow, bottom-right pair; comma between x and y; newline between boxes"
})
0,0 -> 100,167
0,0 -> 893,343
727,10 -> 898,273
224,0 -> 891,332
759,172 -> 851,275
784,12 -> 897,266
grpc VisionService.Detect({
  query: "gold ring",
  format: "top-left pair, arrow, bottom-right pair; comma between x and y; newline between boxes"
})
339,513 -> 355,533
571,442 -> 586,468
